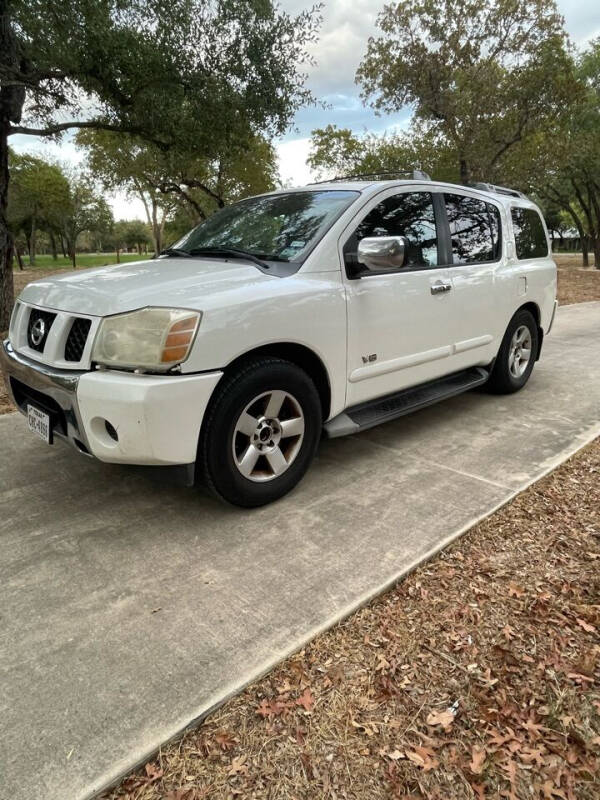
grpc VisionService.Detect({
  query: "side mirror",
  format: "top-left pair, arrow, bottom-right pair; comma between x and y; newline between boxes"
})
357,236 -> 407,272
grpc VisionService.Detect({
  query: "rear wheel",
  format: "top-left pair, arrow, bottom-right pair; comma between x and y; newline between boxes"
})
487,309 -> 538,394
198,358 -> 322,507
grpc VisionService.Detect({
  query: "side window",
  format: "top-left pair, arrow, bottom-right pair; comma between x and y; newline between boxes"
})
445,194 -> 501,265
511,207 -> 548,259
345,192 -> 439,270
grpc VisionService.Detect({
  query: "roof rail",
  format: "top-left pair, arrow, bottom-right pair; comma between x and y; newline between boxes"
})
310,169 -> 431,185
471,182 -> 527,200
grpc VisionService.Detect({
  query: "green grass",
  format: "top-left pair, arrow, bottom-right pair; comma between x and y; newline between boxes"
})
16,252 -> 149,271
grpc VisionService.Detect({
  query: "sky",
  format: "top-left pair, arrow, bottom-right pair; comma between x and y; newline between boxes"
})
9,0 -> 600,220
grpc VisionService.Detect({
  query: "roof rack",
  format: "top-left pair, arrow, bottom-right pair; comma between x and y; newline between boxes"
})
471,182 -> 527,199
310,169 -> 431,185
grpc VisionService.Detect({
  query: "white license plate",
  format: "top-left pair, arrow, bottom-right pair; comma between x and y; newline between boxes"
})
27,404 -> 51,444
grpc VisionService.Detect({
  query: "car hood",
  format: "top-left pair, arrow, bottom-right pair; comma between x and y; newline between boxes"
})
19,257 -> 276,316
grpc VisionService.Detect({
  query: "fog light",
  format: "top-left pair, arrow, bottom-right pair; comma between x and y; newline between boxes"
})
105,420 -> 119,442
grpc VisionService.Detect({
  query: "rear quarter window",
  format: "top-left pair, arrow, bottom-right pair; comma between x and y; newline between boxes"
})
511,207 -> 548,259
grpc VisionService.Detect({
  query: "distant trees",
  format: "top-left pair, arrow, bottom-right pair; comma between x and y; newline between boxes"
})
7,152 -> 71,264
76,129 -> 279,255
7,151 -> 115,267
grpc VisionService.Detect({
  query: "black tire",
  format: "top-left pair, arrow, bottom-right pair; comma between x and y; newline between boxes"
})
198,357 -> 322,507
486,309 -> 539,394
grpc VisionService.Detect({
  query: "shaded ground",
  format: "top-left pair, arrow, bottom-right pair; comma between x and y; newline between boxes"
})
555,254 -> 600,306
105,437 -> 600,800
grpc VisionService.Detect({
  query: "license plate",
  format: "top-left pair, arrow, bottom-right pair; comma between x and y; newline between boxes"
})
27,404 -> 52,444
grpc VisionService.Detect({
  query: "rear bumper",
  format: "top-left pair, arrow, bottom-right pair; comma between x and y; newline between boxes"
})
1,339 -> 223,471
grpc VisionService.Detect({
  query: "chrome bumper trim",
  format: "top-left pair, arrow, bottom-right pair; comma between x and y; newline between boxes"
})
0,339 -> 92,454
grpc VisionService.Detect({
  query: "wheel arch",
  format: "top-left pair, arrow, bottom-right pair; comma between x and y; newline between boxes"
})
516,301 -> 543,360
222,342 -> 332,421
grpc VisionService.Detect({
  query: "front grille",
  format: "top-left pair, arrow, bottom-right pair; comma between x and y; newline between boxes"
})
65,318 -> 92,362
27,309 -> 57,352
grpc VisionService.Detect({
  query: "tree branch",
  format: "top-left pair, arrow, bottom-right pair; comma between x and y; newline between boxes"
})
8,120 -> 171,149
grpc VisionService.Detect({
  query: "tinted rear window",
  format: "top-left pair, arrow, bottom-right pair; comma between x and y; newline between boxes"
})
511,208 -> 548,259
444,194 -> 501,265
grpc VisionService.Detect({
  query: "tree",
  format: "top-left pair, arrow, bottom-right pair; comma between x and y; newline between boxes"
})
0,0 -> 321,329
77,129 -> 279,254
308,124 -> 460,183
7,151 -> 71,264
528,39 -> 600,267
356,0 -> 574,185
61,177 -> 113,268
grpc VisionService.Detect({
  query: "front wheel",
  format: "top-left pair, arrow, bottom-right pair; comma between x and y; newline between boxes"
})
486,309 -> 539,394
198,358 -> 322,507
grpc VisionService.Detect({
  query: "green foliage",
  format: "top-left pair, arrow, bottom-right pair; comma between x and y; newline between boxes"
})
8,150 -> 71,237
308,124 -> 460,183
0,0 -> 322,325
356,0 -> 574,182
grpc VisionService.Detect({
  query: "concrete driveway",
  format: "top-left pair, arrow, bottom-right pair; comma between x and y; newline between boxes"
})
1,302 -> 599,800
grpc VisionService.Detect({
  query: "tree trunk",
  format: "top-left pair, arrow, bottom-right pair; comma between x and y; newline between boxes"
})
0,122 -> 14,331
60,236 -> 67,258
581,235 -> 589,267
151,200 -> 161,257
29,212 -> 36,265
49,231 -> 57,260
70,248 -> 76,269
459,157 -> 470,185
116,247 -> 121,264
14,241 -> 23,270
593,237 -> 600,270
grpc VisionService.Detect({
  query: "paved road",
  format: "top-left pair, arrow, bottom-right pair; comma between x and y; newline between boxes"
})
1,302 -> 599,800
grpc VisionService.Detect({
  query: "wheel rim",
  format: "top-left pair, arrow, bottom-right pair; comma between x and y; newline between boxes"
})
508,325 -> 532,379
232,390 -> 305,483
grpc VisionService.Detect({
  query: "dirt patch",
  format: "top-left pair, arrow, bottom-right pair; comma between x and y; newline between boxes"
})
555,255 -> 600,305
104,438 -> 600,800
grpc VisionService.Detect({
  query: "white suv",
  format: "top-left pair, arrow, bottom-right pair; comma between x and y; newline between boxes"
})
1,173 -> 557,506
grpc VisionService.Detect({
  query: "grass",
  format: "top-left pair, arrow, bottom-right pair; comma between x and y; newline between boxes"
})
18,252 -> 148,270
104,437 -> 600,800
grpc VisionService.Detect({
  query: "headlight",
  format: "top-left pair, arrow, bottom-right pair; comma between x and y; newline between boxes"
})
92,307 -> 201,371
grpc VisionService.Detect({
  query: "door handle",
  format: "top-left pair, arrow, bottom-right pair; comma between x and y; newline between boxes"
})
431,281 -> 452,295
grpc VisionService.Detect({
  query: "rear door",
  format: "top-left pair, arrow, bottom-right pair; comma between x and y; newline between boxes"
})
441,192 -> 502,366
343,187 -> 456,407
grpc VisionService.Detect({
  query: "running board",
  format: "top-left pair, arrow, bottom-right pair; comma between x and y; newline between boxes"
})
324,367 -> 489,438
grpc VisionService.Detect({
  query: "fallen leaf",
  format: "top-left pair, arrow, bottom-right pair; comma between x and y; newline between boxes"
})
295,688 -> 315,712
215,731 -> 236,751
228,754 -> 247,777
426,709 -> 455,730
144,762 -> 163,781
508,582 -> 525,598
576,617 -> 596,633
469,745 -> 486,774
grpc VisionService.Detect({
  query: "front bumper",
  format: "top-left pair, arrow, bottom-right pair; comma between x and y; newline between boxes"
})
1,339 -> 223,470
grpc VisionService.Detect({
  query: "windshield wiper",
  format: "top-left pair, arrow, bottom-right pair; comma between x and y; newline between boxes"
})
160,247 -> 191,258
188,247 -> 271,270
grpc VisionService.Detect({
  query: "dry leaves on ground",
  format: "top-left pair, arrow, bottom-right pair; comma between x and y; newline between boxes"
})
104,438 -> 600,800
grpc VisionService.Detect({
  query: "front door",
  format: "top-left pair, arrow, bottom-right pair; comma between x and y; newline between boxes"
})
343,188 -> 457,407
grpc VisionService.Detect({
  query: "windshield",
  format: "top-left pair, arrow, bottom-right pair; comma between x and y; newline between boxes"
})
170,190 -> 359,264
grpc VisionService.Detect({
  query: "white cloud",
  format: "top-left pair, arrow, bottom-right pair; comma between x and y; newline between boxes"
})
276,138 -> 314,187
